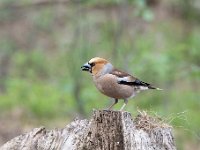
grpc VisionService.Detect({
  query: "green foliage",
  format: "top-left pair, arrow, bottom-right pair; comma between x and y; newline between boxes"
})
0,78 -> 75,118
32,8 -> 55,31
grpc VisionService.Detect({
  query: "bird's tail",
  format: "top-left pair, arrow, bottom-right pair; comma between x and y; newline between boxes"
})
148,85 -> 163,90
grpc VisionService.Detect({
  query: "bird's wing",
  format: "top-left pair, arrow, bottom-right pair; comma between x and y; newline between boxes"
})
110,69 -> 157,89
110,69 -> 137,83
110,69 -> 134,78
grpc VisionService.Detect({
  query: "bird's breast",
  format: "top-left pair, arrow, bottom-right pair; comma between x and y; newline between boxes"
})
93,74 -> 135,99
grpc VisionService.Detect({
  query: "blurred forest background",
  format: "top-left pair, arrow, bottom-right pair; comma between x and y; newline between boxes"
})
0,0 -> 200,149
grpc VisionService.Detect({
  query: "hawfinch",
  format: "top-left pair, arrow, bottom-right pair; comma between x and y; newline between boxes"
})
81,57 -> 162,111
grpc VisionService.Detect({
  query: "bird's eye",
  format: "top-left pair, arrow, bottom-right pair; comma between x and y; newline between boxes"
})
90,62 -> 95,67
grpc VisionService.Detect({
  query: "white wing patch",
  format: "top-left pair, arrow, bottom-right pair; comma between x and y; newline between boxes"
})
139,86 -> 149,90
117,76 -> 131,82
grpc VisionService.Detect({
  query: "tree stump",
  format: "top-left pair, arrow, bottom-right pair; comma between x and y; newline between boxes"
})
0,110 -> 176,150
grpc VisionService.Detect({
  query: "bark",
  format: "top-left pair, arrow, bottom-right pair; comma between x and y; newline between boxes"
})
0,110 -> 176,150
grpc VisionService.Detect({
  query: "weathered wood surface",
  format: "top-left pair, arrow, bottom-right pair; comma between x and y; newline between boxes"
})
0,110 -> 176,150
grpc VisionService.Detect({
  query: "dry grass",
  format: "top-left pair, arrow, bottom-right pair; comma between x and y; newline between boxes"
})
134,109 -> 171,133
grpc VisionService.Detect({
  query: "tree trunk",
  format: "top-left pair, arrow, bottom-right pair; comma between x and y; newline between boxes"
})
0,110 -> 176,150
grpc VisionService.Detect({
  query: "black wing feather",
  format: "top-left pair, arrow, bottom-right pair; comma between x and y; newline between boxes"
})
118,79 -> 156,89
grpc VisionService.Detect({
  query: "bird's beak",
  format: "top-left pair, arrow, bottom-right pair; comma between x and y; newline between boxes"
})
81,62 -> 92,73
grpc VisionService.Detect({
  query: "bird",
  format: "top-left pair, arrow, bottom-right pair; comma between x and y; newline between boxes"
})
81,57 -> 162,111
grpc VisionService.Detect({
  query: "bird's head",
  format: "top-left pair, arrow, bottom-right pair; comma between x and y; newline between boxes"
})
81,57 -> 113,76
